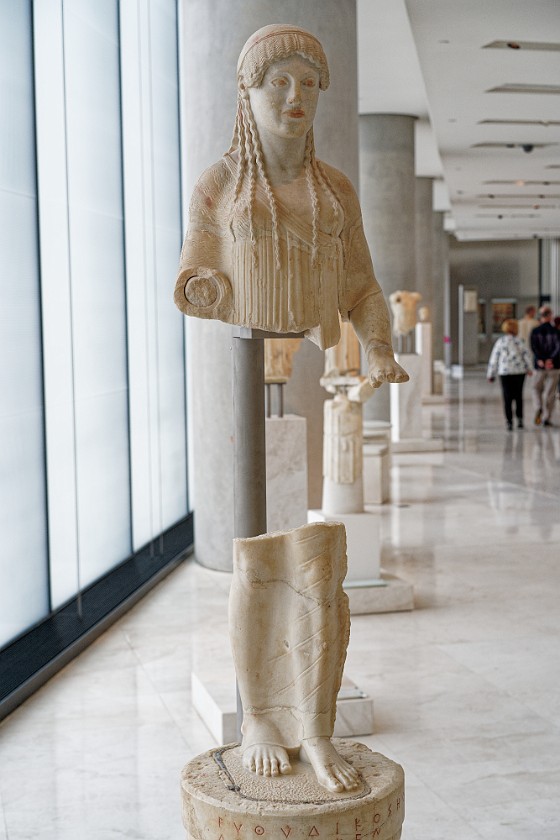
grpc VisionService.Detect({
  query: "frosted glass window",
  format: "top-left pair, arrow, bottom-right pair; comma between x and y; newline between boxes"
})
121,0 -> 187,550
63,0 -> 132,587
150,0 -> 188,529
0,1 -> 49,646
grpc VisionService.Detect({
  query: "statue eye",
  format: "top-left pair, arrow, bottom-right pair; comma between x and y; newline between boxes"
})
302,78 -> 317,87
271,77 -> 288,87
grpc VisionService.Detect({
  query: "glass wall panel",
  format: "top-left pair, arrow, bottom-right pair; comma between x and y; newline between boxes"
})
120,0 -> 187,551
1,0 -> 188,656
150,0 -> 188,529
0,0 -> 49,646
63,0 -> 132,586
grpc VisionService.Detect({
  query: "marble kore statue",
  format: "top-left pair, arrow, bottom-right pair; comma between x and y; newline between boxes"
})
389,290 -> 422,338
321,322 -> 374,515
175,24 -> 408,391
176,24 -> 408,803
264,337 -> 302,384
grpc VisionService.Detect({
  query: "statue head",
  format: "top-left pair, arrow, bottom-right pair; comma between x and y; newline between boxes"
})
237,24 -> 330,93
230,25 -> 339,268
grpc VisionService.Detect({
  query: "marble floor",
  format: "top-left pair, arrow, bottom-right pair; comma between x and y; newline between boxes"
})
1,369 -> 560,840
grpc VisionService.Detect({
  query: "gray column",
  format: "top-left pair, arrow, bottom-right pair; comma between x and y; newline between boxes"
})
415,177 -> 433,320
540,238 -> 560,315
432,211 -> 448,363
359,114 -> 417,423
180,0 -> 359,569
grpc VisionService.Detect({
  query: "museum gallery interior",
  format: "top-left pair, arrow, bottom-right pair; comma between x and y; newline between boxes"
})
1,1 -> 559,839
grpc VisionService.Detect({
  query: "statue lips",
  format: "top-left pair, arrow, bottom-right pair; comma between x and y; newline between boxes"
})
285,109 -> 305,118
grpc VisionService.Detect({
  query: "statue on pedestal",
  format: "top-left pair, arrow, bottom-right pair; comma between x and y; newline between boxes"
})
264,337 -> 301,416
388,290 -> 422,338
175,25 -> 407,807
321,321 -> 373,515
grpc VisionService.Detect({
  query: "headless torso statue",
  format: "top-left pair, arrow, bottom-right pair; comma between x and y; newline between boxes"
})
175,25 -> 408,795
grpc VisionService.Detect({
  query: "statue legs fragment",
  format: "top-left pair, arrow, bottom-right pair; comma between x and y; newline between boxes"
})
229,521 -> 360,792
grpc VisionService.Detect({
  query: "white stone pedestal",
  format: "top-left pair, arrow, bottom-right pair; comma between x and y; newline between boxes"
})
390,353 -> 422,442
343,573 -> 414,615
415,321 -> 432,399
390,354 -> 444,453
192,670 -> 374,743
308,510 -> 381,581
363,443 -> 390,505
433,360 -> 445,393
362,420 -> 391,444
308,510 -> 414,614
266,414 -> 307,532
181,741 -> 405,840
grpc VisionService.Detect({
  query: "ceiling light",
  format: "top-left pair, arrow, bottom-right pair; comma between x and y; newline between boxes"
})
471,142 -> 555,149
477,193 -> 560,200
487,83 -> 560,95
478,119 -> 560,127
478,203 -> 555,209
482,180 -> 560,186
483,40 -> 560,52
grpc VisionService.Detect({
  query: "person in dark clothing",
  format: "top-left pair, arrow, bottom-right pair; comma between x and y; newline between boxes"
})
530,306 -> 560,426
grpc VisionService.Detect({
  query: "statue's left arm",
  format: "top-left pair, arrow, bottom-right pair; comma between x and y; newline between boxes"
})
338,186 -> 409,389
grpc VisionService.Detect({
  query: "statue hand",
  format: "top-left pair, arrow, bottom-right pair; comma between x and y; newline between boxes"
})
174,266 -> 232,319
367,348 -> 409,389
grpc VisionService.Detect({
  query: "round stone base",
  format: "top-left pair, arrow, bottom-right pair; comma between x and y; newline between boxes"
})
181,739 -> 404,840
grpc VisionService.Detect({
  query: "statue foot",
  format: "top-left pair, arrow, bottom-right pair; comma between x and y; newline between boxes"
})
366,349 -> 410,388
300,737 -> 360,792
243,744 -> 292,777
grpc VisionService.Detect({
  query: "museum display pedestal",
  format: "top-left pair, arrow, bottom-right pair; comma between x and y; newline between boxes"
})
192,671 -> 374,744
308,510 -> 413,615
266,414 -> 307,532
390,354 -> 443,453
363,420 -> 391,444
181,740 -> 405,840
308,510 -> 382,580
415,322 -> 446,404
363,442 -> 390,505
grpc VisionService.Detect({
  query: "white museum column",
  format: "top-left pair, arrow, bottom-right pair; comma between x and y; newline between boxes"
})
359,113 -> 417,424
432,210 -> 449,364
180,0 -> 359,569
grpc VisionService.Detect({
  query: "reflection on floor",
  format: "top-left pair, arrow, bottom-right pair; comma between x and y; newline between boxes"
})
1,369 -> 559,840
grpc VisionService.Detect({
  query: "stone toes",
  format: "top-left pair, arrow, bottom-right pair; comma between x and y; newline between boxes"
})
263,756 -> 272,776
279,761 -> 291,774
329,777 -> 344,792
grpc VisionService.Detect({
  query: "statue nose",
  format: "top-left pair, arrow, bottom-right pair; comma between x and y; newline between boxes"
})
287,83 -> 302,104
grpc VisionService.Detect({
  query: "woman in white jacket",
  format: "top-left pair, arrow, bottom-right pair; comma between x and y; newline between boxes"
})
487,319 -> 532,430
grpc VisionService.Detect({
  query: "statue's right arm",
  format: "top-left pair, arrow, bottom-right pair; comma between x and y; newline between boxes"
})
174,162 -> 234,321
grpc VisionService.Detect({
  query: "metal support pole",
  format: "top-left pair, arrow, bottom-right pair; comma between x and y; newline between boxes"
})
232,334 -> 267,740
265,383 -> 271,418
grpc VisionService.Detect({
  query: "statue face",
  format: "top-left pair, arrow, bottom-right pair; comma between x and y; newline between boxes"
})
248,55 -> 320,140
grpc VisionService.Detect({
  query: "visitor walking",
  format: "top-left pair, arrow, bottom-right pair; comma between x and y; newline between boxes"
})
487,319 -> 532,430
518,305 -> 539,346
530,306 -> 560,427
